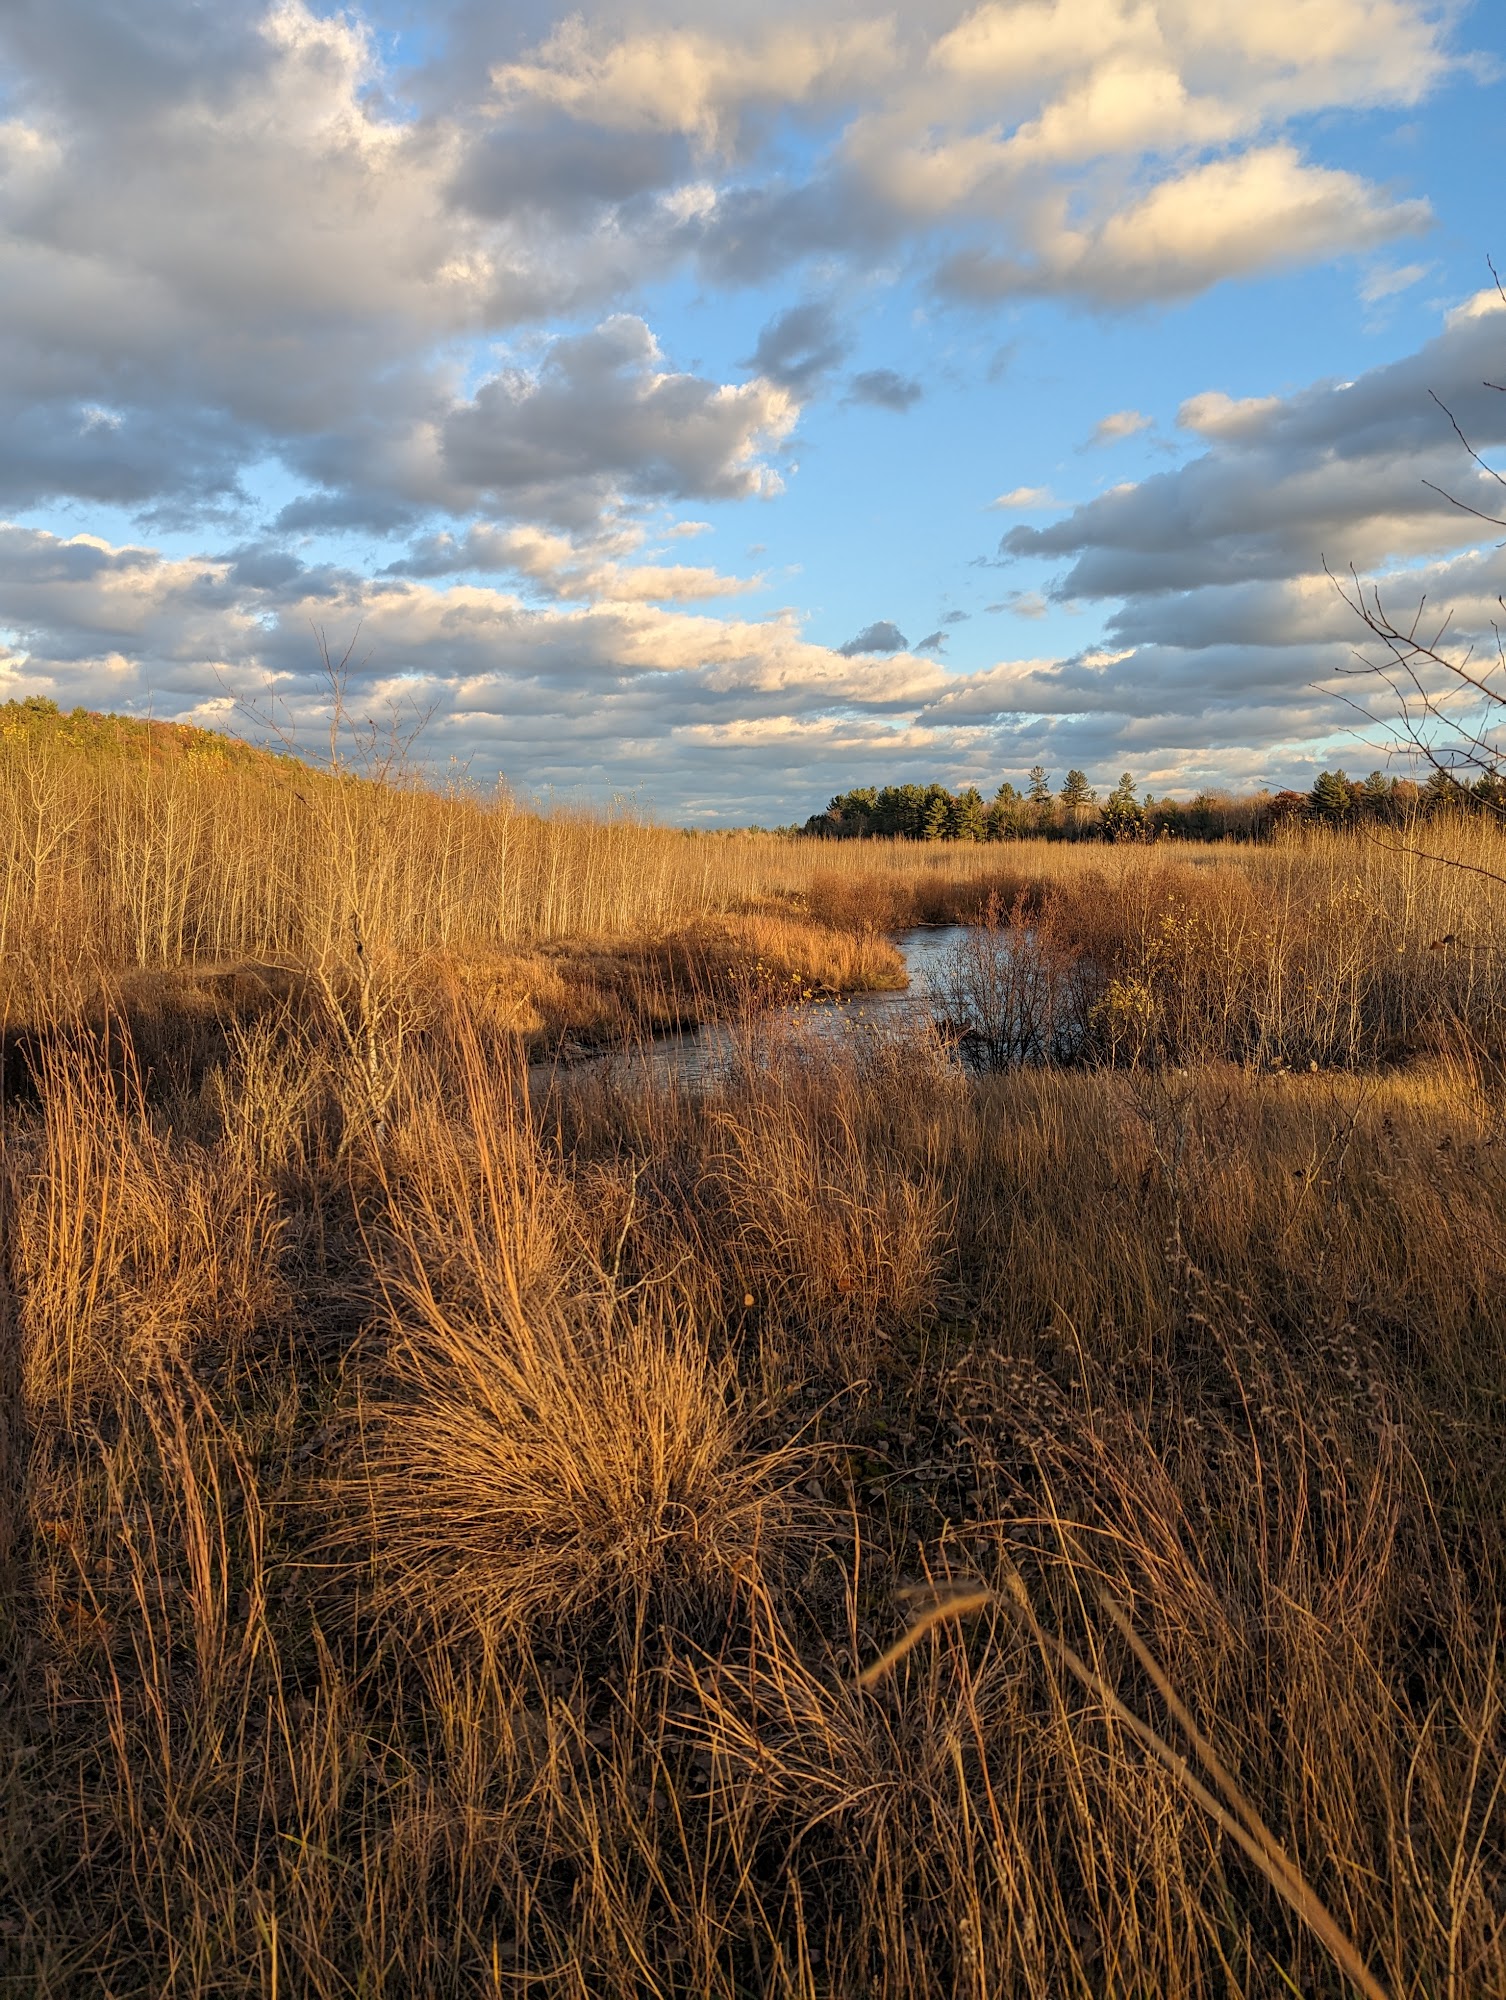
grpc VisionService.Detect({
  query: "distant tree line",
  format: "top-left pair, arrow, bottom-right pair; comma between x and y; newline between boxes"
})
801,765 -> 1495,842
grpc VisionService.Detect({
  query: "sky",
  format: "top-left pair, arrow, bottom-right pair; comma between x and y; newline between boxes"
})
1,0 -> 1505,823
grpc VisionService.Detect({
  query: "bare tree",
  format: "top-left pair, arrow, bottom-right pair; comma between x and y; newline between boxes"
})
1329,566 -> 1506,801
1328,262 -> 1506,879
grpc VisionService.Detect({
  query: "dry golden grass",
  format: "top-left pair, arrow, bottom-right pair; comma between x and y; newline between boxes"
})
3,996 -> 1504,1997
9,711 -> 1506,1072
11,1024 -> 288,1410
2,732 -> 1505,1996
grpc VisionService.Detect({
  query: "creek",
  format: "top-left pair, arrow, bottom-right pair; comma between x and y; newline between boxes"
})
533,925 -> 969,1092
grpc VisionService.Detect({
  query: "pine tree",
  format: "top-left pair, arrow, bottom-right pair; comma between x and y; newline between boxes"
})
1027,765 -> 1054,832
989,780 -> 1026,839
1059,769 -> 1095,809
1059,769 -> 1096,835
874,784 -> 925,837
1420,767 -> 1463,816
1357,769 -> 1394,822
1101,771 -> 1144,839
1474,769 -> 1506,819
1308,769 -> 1354,822
946,786 -> 986,840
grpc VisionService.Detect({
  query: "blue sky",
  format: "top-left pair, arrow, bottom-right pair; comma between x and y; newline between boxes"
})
2,1 -> 1505,821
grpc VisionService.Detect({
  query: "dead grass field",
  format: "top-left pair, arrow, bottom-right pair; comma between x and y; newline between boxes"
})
1,725 -> 1504,1997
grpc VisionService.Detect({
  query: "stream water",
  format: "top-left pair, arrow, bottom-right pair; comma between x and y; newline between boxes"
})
534,926 -> 968,1092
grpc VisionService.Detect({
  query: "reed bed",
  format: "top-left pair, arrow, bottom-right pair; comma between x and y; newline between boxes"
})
931,827 -> 1506,1071
7,714 -> 1506,1073
0,723 -> 1018,977
12,708 -> 1475,972
2,723 -> 1505,1995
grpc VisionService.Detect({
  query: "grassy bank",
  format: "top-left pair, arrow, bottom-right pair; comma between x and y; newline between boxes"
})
7,708 -> 1506,1072
1,720 -> 1504,1996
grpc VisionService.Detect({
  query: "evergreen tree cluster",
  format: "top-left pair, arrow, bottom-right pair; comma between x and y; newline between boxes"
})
802,765 -> 1495,842
1293,766 -> 1495,823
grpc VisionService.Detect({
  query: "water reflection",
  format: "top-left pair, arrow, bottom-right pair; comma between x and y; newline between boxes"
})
533,926 -> 968,1093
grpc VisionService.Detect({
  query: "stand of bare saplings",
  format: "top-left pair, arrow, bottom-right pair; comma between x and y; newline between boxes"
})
1,712 -> 1504,1998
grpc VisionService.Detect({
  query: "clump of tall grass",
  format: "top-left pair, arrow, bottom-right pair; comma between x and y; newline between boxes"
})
932,826 -> 1506,1070
8,1021 -> 287,1409
362,1302 -> 800,1639
699,1046 -> 953,1374
354,1043 -> 807,1638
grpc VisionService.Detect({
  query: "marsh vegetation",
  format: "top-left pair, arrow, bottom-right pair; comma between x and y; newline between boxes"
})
1,712 -> 1504,1997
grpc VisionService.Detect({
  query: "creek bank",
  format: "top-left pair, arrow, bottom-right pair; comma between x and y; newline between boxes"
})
534,926 -> 969,1088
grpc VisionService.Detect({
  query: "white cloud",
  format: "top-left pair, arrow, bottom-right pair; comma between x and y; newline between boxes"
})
989,485 -> 1055,508
1083,145 -> 1427,298
14,407 -> 1493,822
434,316 -> 798,528
0,0 -> 1461,541
1360,260 -> 1431,305
391,522 -> 761,603
940,145 -> 1430,303
1007,297 -> 1506,597
0,519 -> 960,751
492,17 -> 897,152
1176,390 -> 1282,438
494,2 -> 1448,306
0,2 -> 807,536
3,518 -> 1209,816
1088,409 -> 1152,447
984,290 -> 1506,786
1446,283 -> 1506,329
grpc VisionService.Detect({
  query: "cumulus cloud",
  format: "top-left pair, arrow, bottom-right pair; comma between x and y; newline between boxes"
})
982,288 -> 1506,780
1005,299 -> 1506,598
990,485 -> 1056,509
0,5 -> 494,515
388,522 -> 762,602
490,16 -> 898,153
0,3 -> 800,541
0,521 -> 988,816
438,316 -> 797,527
491,2 -> 1449,307
0,2 -> 1488,818
0,0 -> 1462,547
837,619 -> 908,656
937,146 -> 1430,305
1176,390 -> 1282,439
